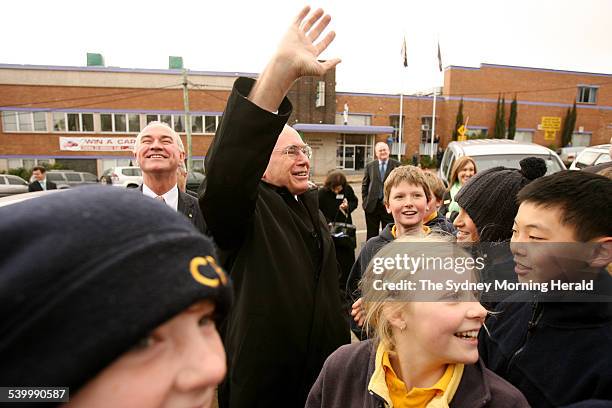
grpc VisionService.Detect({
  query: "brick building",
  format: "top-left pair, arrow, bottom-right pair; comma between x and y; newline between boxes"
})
1,62 -> 610,177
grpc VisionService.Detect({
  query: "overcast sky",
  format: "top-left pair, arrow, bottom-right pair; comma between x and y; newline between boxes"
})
2,0 -> 611,95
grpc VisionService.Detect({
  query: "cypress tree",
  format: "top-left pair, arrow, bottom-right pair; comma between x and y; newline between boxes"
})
452,98 -> 464,141
561,107 -> 571,147
568,102 -> 578,144
508,96 -> 517,140
499,97 -> 506,138
493,95 -> 501,139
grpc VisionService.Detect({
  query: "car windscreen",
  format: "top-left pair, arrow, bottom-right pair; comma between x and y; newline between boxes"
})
472,154 -> 563,175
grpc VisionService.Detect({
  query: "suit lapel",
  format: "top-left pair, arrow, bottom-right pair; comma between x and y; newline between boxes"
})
178,191 -> 195,221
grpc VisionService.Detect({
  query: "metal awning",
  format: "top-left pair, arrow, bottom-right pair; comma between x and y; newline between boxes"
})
292,123 -> 394,134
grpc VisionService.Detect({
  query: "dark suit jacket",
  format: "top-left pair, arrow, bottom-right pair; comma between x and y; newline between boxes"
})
28,180 -> 57,192
138,185 -> 206,234
361,158 -> 400,213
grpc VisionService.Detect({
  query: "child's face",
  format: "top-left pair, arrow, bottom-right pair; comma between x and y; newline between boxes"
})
385,181 -> 427,232
399,300 -> 487,366
66,300 -> 225,408
454,208 -> 479,243
511,201 -> 584,283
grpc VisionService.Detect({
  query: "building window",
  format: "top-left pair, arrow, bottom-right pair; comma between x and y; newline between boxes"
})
56,113 -> 93,132
334,113 -> 371,126
2,111 -> 18,131
102,113 -> 141,133
335,134 -> 373,171
389,115 -> 405,142
160,114 -> 172,126
144,114 -> 218,133
101,114 -> 113,131
173,115 -> 185,133
18,112 -> 33,131
33,112 -> 46,131
128,114 -> 140,132
53,112 -> 66,131
1,111 -> 47,132
571,132 -> 591,147
466,128 -> 488,139
420,117 -> 433,144
204,116 -> 218,133
146,114 -> 173,128
577,86 -> 598,104
191,115 -> 203,133
114,114 -> 127,132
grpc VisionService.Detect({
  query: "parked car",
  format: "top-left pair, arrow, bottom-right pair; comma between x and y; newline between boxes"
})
568,144 -> 611,170
43,170 -> 99,189
557,146 -> 586,166
100,167 -> 143,188
438,139 -> 566,185
186,171 -> 205,193
0,189 -> 62,207
0,174 -> 29,197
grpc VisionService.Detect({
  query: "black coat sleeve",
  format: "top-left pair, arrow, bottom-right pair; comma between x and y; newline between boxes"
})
344,184 -> 358,215
361,164 -> 370,209
200,77 -> 292,250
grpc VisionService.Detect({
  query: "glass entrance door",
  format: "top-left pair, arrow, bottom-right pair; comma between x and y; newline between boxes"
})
344,146 -> 355,170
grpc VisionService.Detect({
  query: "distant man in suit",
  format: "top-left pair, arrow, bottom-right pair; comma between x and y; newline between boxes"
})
28,166 -> 57,192
362,142 -> 400,240
133,121 -> 205,233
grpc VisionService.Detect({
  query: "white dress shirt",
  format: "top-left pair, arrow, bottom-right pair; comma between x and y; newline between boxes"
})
142,184 -> 179,211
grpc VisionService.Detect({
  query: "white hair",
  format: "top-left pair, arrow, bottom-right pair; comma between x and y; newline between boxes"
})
134,121 -> 185,153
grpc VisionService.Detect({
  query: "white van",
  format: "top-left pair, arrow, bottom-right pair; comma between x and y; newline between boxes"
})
438,139 -> 566,185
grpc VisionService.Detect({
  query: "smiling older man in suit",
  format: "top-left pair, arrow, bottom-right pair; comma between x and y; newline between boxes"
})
362,142 -> 400,240
133,121 -> 205,233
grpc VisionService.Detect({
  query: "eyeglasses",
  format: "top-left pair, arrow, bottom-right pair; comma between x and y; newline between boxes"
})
275,144 -> 312,159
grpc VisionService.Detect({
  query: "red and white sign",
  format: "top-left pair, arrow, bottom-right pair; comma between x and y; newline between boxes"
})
59,137 -> 136,151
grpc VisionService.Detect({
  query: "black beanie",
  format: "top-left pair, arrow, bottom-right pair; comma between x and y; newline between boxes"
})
0,186 -> 232,393
455,157 -> 547,242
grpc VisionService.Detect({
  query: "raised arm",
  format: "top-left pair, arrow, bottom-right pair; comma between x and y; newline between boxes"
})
248,6 -> 341,112
201,7 -> 340,250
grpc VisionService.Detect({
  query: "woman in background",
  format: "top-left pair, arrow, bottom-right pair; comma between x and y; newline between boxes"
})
318,170 -> 358,294
440,156 -> 477,221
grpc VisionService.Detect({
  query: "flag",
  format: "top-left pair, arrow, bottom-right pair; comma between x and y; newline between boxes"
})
401,37 -> 408,68
437,41 -> 443,72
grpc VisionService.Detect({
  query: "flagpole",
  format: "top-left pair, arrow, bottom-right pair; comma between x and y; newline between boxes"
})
399,36 -> 407,162
430,39 -> 443,159
398,93 -> 403,162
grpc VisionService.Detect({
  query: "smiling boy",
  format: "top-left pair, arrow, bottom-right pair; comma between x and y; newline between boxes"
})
479,170 -> 612,407
347,166 -> 432,332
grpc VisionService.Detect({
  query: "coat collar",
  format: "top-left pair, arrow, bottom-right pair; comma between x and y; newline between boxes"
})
365,339 -> 493,408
